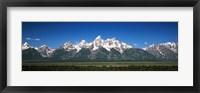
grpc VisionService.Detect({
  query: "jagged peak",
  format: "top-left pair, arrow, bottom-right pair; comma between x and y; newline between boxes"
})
95,35 -> 102,40
79,40 -> 87,44
22,42 -> 32,50
64,41 -> 73,46
145,42 -> 177,48
23,42 -> 29,46
111,37 -> 116,40
40,44 -> 48,48
143,42 -> 178,53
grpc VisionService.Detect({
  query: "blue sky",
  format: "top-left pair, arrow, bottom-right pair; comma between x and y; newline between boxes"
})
22,22 -> 178,48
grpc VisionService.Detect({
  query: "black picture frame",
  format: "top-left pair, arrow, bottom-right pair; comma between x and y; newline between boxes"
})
0,0 -> 199,93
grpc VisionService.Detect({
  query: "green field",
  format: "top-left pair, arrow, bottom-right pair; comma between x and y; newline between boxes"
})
22,61 -> 178,71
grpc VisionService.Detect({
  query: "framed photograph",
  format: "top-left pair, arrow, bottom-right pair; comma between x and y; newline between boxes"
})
1,0 -> 200,93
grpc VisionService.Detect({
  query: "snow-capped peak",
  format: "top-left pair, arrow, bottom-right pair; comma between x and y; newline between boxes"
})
38,45 -> 50,50
23,42 -> 29,46
103,38 -> 133,53
22,42 -> 32,50
64,42 -> 73,46
61,36 -> 133,53
40,44 -> 48,48
74,40 -> 91,52
63,42 -> 76,51
160,42 -> 178,53
79,40 -> 86,45
143,42 -> 178,54
38,44 -> 55,57
111,37 -> 116,40
92,35 -> 105,50
95,35 -> 102,40
90,36 -> 133,53
143,42 -> 178,60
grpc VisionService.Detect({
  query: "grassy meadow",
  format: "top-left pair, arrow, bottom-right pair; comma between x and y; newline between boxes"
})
22,61 -> 178,71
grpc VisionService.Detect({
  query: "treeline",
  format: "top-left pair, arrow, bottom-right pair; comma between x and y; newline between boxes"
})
22,65 -> 178,71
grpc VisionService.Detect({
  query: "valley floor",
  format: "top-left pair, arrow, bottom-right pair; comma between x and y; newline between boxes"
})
22,61 -> 178,71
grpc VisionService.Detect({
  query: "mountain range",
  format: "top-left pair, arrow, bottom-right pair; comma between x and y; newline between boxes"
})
22,36 -> 178,61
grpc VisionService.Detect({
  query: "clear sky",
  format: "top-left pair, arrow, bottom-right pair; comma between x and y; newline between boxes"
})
22,22 -> 178,48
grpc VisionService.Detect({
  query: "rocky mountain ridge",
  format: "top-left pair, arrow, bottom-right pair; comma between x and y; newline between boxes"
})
22,36 -> 178,61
